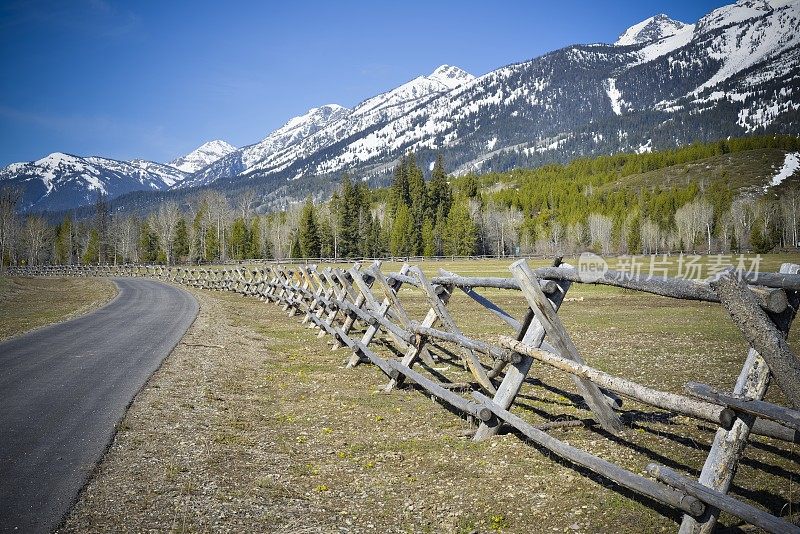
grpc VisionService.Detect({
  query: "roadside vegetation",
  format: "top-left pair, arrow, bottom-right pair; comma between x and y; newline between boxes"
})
0,276 -> 115,340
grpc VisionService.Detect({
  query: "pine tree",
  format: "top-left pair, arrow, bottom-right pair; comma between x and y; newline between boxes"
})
229,218 -> 248,260
83,229 -> 100,264
55,214 -> 73,264
139,221 -> 158,263
248,217 -> 261,258
406,154 -> 426,254
173,217 -> 190,261
427,154 -> 453,220
204,226 -> 219,261
444,200 -> 477,256
422,219 -> 435,256
318,217 -> 334,257
290,233 -> 302,259
337,174 -> 362,257
298,197 -> 321,258
388,155 -> 411,219
389,203 -> 414,256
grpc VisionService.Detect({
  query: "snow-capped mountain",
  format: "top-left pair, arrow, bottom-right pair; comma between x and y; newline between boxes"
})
209,0 -> 797,190
180,66 -> 474,188
2,0 -> 799,213
169,140 -> 236,173
181,105 -> 350,188
0,153 -> 188,212
615,14 -> 692,46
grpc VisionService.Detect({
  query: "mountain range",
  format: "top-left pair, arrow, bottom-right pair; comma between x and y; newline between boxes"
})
2,0 -> 799,213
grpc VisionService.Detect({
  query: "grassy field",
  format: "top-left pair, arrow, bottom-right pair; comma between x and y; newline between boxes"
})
59,253 -> 800,532
0,276 -> 116,340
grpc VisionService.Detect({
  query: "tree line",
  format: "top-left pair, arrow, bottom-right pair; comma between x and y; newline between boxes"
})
0,134 -> 798,268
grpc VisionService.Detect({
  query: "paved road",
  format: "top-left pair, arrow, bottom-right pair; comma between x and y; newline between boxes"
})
0,278 -> 198,533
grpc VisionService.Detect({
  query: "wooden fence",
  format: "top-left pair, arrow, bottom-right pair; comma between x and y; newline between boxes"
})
8,260 -> 800,533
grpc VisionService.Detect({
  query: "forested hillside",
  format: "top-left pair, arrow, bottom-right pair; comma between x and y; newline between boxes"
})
1,135 -> 798,267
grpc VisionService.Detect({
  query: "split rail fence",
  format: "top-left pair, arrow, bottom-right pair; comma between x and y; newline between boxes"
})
9,260 -> 800,533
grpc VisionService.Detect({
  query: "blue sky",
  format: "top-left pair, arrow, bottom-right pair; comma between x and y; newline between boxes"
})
0,0 -> 729,167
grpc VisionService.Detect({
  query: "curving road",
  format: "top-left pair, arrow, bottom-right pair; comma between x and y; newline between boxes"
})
0,278 -> 198,533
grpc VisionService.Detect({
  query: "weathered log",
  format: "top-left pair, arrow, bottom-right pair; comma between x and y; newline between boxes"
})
499,336 -> 733,427
348,267 -> 414,355
474,258 -> 571,441
710,269 -> 800,408
686,381 -> 800,432
385,288 -> 450,392
533,266 -> 787,313
511,260 -> 624,434
743,271 -> 800,291
439,268 -> 522,331
472,392 -> 704,517
332,267 -> 366,349
415,325 -> 517,363
648,464 -> 800,534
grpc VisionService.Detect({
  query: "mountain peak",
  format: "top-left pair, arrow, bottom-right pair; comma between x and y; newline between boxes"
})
615,13 -> 690,45
169,140 -> 236,173
428,65 -> 475,89
34,152 -> 83,167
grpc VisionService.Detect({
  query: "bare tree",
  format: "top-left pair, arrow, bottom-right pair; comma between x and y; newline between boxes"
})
236,189 -> 257,222
718,210 -> 733,253
730,195 -> 756,250
550,221 -> 564,255
780,186 -> 799,247
640,218 -> 661,254
674,197 -> 713,252
587,213 -> 613,254
153,201 -> 181,264
0,187 -> 21,271
200,190 -> 229,261
24,215 -> 49,266
566,221 -> 585,254
503,206 -> 523,256
110,215 -> 139,263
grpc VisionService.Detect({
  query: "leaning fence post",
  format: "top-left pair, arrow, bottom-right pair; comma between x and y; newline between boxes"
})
510,259 -> 623,433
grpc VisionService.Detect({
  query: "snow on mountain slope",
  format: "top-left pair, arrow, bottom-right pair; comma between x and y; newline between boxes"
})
169,139 -> 236,173
632,22 -> 695,63
180,104 -> 351,188
234,0 -> 798,185
128,159 -> 189,187
692,0 -> 799,93
0,152 -> 187,212
765,151 -> 800,189
4,0 -> 799,213
616,14 -> 691,45
188,65 -> 474,186
695,0 -> 777,34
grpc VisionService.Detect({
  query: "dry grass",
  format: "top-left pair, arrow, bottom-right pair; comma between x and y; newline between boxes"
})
59,255 -> 800,532
0,276 -> 116,340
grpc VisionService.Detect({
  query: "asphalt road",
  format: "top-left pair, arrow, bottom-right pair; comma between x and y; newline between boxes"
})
0,278 -> 198,533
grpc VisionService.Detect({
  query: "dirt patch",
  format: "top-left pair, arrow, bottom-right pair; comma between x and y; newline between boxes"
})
60,282 -> 799,533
